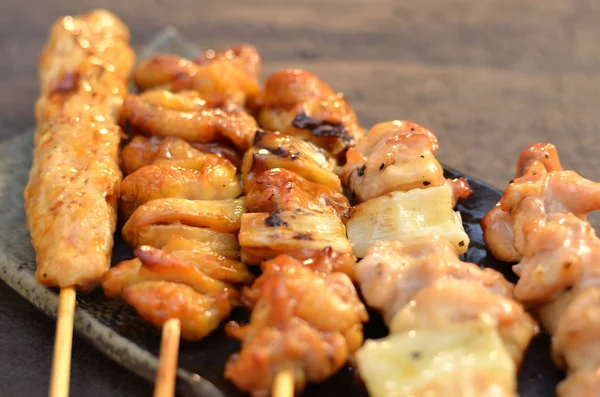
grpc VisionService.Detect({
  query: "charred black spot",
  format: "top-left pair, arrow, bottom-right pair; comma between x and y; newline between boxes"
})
292,112 -> 351,142
51,71 -> 80,97
265,211 -> 289,227
419,155 -> 425,158
532,171 -> 537,175
565,285 -> 573,291
410,127 -> 415,132
458,241 -> 465,247
269,146 -> 291,157
253,129 -> 268,146
357,165 -> 366,177
379,163 -> 385,170
509,179 -> 515,184
43,273 -> 47,278
545,153 -> 550,159
293,232 -> 314,240
423,181 -> 431,186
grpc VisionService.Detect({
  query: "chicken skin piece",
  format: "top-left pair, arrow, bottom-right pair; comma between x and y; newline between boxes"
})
259,69 -> 364,159
25,10 -> 135,289
122,280 -> 232,341
133,45 -> 261,107
356,237 -> 537,365
245,169 -> 350,218
121,135 -> 241,175
340,121 -> 471,204
225,255 -> 367,396
119,163 -> 242,219
121,90 -> 258,150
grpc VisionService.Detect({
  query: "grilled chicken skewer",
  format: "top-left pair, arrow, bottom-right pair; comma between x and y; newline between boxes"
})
102,46 -> 262,396
226,68 -> 367,396
24,10 -> 134,397
482,143 -> 600,397
340,121 -> 537,397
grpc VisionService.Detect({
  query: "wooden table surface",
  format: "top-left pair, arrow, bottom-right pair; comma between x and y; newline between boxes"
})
2,0 -> 599,395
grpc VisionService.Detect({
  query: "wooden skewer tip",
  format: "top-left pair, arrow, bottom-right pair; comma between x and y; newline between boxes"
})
153,318 -> 181,397
49,286 -> 76,397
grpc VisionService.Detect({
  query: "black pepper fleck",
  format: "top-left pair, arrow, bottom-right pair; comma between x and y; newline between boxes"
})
357,165 -> 366,177
458,241 -> 465,247
293,232 -> 314,240
410,351 -> 421,359
423,181 -> 431,186
419,155 -> 425,158
379,163 -> 385,170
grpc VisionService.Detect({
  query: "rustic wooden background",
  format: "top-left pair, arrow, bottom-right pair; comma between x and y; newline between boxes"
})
2,0 -> 600,395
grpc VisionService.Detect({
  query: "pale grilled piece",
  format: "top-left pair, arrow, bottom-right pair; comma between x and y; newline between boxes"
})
122,197 -> 245,246
258,69 -> 364,159
134,45 -> 261,107
224,255 -> 367,397
356,323 -> 516,397
120,163 -> 242,219
122,280 -> 232,341
347,185 -> 469,258
356,237 -> 536,365
121,89 -> 258,150
241,131 -> 340,191
341,120 -> 471,204
482,143 -> 600,262
239,211 -> 354,273
25,10 -> 134,289
245,168 -> 350,218
121,135 -> 241,175
481,144 -> 600,397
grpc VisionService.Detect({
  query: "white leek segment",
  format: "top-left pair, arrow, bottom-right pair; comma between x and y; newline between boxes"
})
347,185 -> 469,258
356,322 -> 516,397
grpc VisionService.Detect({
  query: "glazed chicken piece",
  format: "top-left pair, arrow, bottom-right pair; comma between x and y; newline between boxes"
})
225,255 -> 368,396
354,237 -> 537,397
134,45 -> 261,107
121,135 -> 242,175
121,89 -> 258,150
481,143 -> 600,397
482,143 -> 600,262
122,280 -> 232,341
25,10 -> 135,289
122,197 -> 245,247
242,131 -> 340,191
244,168 -> 350,218
259,69 -> 364,159
340,120 -> 471,204
119,162 -> 242,219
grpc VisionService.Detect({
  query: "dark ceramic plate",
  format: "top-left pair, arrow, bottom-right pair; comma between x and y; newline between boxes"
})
0,29 -> 564,397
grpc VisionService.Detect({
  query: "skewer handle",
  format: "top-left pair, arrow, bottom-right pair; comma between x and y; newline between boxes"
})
273,369 -> 294,397
49,286 -> 76,397
153,318 -> 181,397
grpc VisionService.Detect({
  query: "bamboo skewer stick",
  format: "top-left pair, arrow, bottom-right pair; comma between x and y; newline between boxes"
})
153,319 -> 181,397
49,286 -> 76,397
273,369 -> 294,397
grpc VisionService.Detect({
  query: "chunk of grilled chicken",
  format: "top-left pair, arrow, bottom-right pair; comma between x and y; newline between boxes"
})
482,144 -> 600,262
120,163 -> 242,219
122,280 -> 232,341
225,255 -> 367,397
122,197 -> 245,247
25,10 -> 135,289
121,90 -> 258,150
121,135 -> 242,175
258,69 -> 364,159
245,169 -> 350,218
242,131 -> 340,191
481,144 -> 600,397
133,45 -> 261,107
340,121 -> 471,204
239,211 -> 354,276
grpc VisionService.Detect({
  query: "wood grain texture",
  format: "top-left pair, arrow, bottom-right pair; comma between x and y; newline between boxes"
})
0,0 -> 599,396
